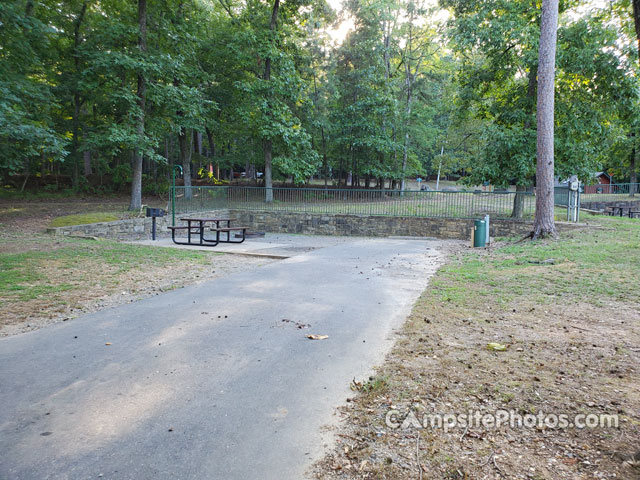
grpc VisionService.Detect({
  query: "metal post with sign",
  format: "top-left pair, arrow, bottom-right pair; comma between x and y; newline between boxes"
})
567,175 -> 580,222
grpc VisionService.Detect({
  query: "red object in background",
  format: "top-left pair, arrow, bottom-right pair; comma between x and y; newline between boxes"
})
584,172 -> 613,194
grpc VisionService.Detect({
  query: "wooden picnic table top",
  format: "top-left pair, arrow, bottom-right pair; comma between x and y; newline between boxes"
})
179,217 -> 234,222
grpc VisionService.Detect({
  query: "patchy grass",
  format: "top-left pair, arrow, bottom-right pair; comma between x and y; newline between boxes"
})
437,216 -> 639,307
314,215 -> 640,479
0,196 -> 276,335
0,237 -> 215,301
0,234 -> 273,334
49,212 -> 123,227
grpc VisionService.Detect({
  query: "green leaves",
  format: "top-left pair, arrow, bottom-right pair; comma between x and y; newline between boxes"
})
444,0 -> 639,188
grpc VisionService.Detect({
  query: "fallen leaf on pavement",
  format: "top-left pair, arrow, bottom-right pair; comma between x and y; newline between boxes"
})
306,334 -> 329,340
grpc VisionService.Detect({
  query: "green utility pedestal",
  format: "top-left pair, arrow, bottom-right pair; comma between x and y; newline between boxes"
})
473,219 -> 487,248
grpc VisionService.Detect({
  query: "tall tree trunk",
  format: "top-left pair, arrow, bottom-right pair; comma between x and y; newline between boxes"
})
263,140 -> 273,200
129,0 -> 146,211
179,127 -> 193,199
165,137 -> 171,182
205,127 -> 214,159
321,127 -> 328,189
262,0 -> 280,202
630,147 -> 637,196
205,126 -> 220,180
399,10 -> 415,193
83,151 -> 92,176
70,1 -> 87,191
194,131 -> 202,155
400,62 -> 413,192
71,96 -> 81,189
631,0 -> 640,196
511,184 -> 527,218
532,0 -> 559,238
511,66 -> 537,216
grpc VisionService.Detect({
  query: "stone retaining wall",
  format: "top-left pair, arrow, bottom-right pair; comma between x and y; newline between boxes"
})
47,208 -> 586,241
46,209 -> 230,240
232,210 -> 584,240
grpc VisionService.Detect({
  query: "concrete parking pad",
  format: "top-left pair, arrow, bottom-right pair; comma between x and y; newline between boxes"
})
0,235 -> 446,479
134,232 -> 360,258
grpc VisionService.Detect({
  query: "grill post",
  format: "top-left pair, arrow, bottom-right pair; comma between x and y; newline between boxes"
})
146,207 -> 166,241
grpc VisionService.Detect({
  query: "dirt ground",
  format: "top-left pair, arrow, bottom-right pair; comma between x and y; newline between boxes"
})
0,196 -> 276,336
312,232 -> 640,480
0,195 -> 152,233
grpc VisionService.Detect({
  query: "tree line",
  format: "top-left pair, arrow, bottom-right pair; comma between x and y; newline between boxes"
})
1,0 -> 639,211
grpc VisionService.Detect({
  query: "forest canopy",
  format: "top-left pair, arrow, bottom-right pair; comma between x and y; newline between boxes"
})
1,0 -> 638,207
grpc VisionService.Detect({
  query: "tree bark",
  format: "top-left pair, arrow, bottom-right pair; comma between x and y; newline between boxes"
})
178,127 -> 193,198
511,65 -> 537,216
630,147 -> 637,196
321,127 -> 328,189
631,0 -> 640,196
205,127 -> 220,179
83,151 -> 92,176
531,0 -> 559,239
129,0 -> 146,210
399,10 -> 416,193
511,184 -> 527,218
633,0 -> 640,69
400,62 -> 412,192
70,1 -> 87,190
262,0 -> 280,202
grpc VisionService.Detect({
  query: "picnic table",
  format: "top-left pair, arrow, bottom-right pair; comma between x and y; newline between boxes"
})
606,206 -> 627,217
168,217 -> 247,247
605,206 -> 640,218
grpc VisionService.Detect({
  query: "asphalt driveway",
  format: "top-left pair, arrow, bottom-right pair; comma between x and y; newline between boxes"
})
0,236 -> 445,479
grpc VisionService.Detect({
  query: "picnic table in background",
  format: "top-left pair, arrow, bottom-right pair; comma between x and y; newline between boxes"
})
167,217 -> 247,246
604,206 -> 640,218
605,206 -> 627,217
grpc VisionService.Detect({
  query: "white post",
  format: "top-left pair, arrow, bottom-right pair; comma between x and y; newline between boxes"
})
484,214 -> 490,245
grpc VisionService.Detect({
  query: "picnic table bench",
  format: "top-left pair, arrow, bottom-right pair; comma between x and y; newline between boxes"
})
168,217 -> 248,247
605,206 -> 627,217
605,206 -> 640,218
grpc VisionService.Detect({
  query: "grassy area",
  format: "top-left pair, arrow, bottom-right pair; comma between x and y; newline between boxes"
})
316,215 -> 640,479
436,216 -> 640,306
0,234 -> 256,333
0,196 -> 276,334
0,236 -> 217,303
49,212 -> 122,227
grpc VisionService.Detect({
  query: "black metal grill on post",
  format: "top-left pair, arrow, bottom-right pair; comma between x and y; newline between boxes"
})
146,207 -> 166,240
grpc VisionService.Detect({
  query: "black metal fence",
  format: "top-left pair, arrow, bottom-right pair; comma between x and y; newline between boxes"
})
581,183 -> 639,202
172,186 -> 535,220
556,182 -> 640,207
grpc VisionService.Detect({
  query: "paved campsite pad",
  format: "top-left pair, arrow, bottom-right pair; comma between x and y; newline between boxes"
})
0,236 -> 447,479
134,232 -> 359,258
